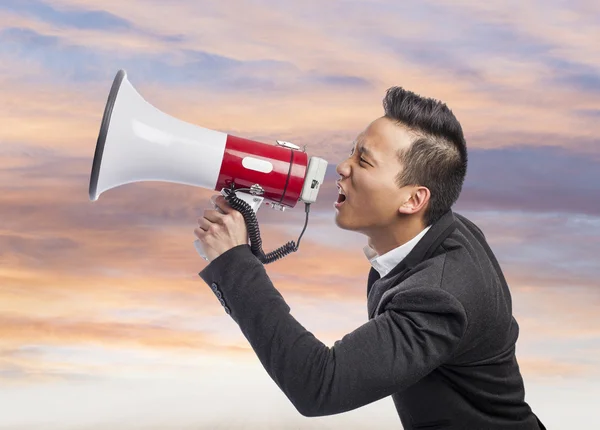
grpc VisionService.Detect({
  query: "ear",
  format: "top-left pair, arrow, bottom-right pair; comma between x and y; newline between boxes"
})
398,186 -> 430,215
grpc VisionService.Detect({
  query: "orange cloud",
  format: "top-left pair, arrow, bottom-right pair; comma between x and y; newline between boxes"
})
0,313 -> 249,354
0,161 -> 372,362
518,356 -> 598,379
427,0 -> 600,71
2,0 -> 600,398
3,0 -> 599,161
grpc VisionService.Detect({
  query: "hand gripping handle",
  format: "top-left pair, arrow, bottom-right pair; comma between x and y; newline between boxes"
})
194,190 -> 264,261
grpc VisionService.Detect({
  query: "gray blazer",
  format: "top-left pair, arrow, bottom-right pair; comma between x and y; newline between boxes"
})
200,210 -> 546,429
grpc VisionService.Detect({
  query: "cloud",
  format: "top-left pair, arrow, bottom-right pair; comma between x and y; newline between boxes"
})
457,145 -> 600,216
2,145 -> 599,295
518,357 -> 598,380
424,0 -> 600,69
2,2 -> 600,428
452,209 -> 600,292
545,58 -> 600,94
0,25 -> 297,88
311,74 -> 373,88
3,151 -> 599,372
3,0 -> 600,161
0,0 -> 131,31
575,109 -> 600,118
0,313 -> 249,356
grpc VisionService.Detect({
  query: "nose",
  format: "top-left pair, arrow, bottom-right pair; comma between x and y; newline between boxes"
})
336,158 -> 350,178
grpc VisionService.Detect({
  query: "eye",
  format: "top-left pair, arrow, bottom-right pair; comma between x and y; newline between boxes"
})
359,157 -> 369,165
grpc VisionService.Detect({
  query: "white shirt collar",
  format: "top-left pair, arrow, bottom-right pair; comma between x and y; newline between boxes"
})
363,225 -> 432,278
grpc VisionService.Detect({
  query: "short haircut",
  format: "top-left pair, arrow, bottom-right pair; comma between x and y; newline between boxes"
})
382,87 -> 468,226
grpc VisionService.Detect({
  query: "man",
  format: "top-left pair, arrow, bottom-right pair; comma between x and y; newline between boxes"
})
194,88 -> 546,429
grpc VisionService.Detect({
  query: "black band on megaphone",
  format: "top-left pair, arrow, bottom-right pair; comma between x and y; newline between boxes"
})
89,69 -> 127,201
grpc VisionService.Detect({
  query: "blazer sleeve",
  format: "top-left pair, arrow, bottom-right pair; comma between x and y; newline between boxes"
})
199,244 -> 468,417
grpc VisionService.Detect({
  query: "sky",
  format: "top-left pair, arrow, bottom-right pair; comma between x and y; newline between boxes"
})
1,0 -> 599,428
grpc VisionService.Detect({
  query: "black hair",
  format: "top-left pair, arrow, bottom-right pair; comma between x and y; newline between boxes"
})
383,87 -> 468,226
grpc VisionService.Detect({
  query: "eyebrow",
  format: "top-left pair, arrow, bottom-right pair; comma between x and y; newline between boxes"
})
352,136 -> 378,166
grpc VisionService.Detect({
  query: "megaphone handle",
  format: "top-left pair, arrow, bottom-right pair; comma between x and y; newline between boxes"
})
194,202 -> 225,261
194,190 -> 264,261
194,239 -> 210,261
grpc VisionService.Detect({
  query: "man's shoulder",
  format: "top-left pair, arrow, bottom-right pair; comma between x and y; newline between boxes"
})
398,231 -> 491,306
372,211 -> 498,313
404,230 -> 481,282
404,216 -> 515,326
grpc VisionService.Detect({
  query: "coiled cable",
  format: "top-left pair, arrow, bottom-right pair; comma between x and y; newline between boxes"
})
222,184 -> 310,264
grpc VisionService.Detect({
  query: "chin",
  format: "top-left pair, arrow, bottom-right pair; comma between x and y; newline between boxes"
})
334,212 -> 356,232
333,211 -> 346,229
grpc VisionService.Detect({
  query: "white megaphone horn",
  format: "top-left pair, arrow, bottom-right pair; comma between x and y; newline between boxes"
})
89,70 -> 328,264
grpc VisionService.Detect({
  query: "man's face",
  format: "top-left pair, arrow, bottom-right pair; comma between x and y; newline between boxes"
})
334,116 -> 414,234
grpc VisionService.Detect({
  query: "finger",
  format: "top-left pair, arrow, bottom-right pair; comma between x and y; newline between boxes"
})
199,209 -> 225,224
197,213 -> 220,231
196,216 -> 210,231
195,223 -> 218,237
194,227 -> 205,239
219,209 -> 244,227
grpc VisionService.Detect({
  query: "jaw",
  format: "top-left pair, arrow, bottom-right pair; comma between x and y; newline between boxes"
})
333,205 -> 352,230
336,207 -> 400,243
334,203 -> 367,234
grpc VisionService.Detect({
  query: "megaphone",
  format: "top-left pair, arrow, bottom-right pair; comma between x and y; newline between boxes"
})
89,70 -> 328,264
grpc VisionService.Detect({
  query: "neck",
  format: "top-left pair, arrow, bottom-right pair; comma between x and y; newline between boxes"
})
367,216 -> 427,256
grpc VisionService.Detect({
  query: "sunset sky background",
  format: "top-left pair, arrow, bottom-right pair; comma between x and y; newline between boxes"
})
1,0 -> 599,428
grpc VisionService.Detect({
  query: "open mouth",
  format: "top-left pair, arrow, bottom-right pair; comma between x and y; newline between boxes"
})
335,185 -> 346,208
